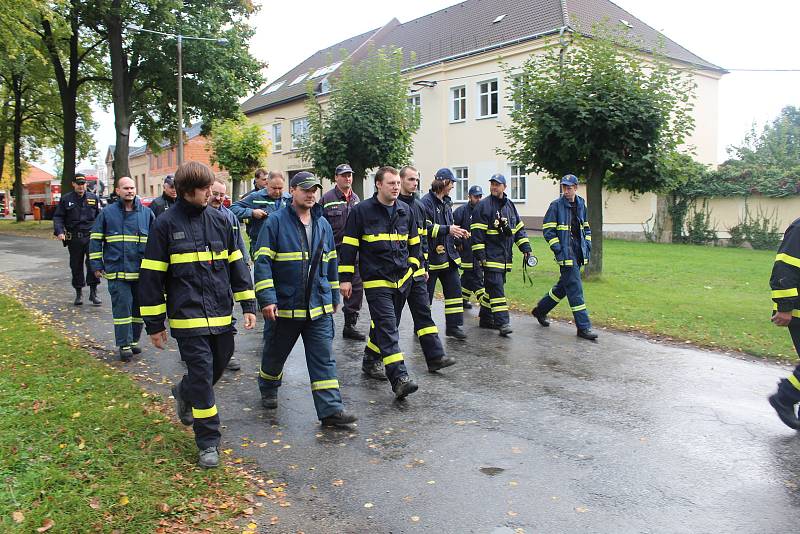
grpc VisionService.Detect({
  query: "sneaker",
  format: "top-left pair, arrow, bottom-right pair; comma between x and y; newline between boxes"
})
362,359 -> 387,381
119,347 -> 133,362
768,393 -> 800,430
171,384 -> 193,426
427,355 -> 457,372
226,357 -> 241,371
321,411 -> 358,428
198,447 -> 219,469
531,307 -> 550,327
261,394 -> 278,410
445,326 -> 467,339
393,376 -> 419,400
577,329 -> 599,341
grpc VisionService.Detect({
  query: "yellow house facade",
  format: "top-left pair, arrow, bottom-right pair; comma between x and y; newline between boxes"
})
242,0 -> 731,233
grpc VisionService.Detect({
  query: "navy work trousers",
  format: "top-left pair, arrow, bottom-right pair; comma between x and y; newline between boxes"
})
67,236 -> 99,289
535,264 -> 592,331
175,332 -> 235,450
107,279 -> 143,349
478,269 -> 510,326
364,285 -> 411,386
258,314 -> 343,419
426,261 -> 464,328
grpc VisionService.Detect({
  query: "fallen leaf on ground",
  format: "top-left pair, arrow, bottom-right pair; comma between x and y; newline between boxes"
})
119,496 -> 129,506
364,502 -> 374,508
89,497 -> 100,509
410,516 -> 420,522
12,511 -> 24,523
36,518 -> 55,532
575,506 -> 588,513
332,480 -> 344,487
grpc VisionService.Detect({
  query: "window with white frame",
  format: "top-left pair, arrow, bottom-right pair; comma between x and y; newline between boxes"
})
290,117 -> 309,150
509,164 -> 527,201
452,167 -> 469,201
451,86 -> 466,122
272,123 -> 282,152
478,79 -> 499,118
407,93 -> 421,122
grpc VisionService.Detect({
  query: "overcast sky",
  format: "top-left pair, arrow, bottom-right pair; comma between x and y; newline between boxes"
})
71,0 -> 800,172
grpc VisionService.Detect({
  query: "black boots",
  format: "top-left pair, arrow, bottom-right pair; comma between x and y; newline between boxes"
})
769,390 -> 800,430
362,358 -> 387,380
171,384 -> 193,426
119,347 -> 133,362
343,313 -> 366,340
88,285 -> 102,306
321,411 -> 358,428
577,329 -> 599,341
445,325 -> 467,339
427,355 -> 457,372
531,307 -> 550,327
463,299 -> 473,310
73,288 -> 83,306
393,376 -> 419,399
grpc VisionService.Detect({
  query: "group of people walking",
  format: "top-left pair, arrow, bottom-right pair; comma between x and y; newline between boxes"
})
54,159 -> 606,468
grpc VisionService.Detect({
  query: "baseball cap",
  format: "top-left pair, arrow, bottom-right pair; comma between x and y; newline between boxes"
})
560,174 -> 578,186
163,175 -> 175,186
468,185 -> 483,196
72,173 -> 87,184
489,173 -> 506,185
335,163 -> 353,175
290,171 -> 322,190
435,168 -> 462,181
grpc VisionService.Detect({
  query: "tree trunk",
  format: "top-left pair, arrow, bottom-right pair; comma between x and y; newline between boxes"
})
653,193 -> 673,243
584,160 -> 605,277
0,96 -> 10,182
231,176 -> 241,200
351,165 -> 365,200
108,2 -> 131,183
12,74 -> 24,222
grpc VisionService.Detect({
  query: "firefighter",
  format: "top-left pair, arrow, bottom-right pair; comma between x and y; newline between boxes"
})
231,170 -> 291,257
530,174 -> 598,340
53,173 -> 102,306
321,164 -> 366,341
471,174 -> 532,336
138,161 -> 257,469
767,217 -> 800,429
210,178 -> 249,372
89,177 -> 154,361
359,165 -> 455,376
253,172 -> 357,427
453,185 -> 485,310
150,175 -> 176,217
339,166 -> 421,399
421,168 -> 469,339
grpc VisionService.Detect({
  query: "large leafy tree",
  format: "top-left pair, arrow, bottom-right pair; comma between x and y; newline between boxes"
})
85,0 -> 264,181
302,46 -> 420,199
21,0 -> 107,190
208,115 -> 268,199
503,26 -> 696,275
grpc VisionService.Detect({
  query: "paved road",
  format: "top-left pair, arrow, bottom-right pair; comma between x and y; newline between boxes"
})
1,233 -> 799,533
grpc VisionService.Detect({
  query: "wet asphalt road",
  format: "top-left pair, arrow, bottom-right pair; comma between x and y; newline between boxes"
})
1,233 -> 799,533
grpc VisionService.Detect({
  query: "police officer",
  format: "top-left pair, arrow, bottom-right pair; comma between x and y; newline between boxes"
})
138,161 -> 257,469
89,177 -> 154,361
150,175 -> 177,217
531,174 -> 598,340
321,164 -> 366,341
767,217 -> 800,429
53,173 -> 102,306
253,172 -> 357,428
231,170 -> 291,257
421,168 -> 469,339
471,174 -> 532,336
210,178 -> 249,372
360,165 -> 454,376
339,166 -> 421,399
453,185 -> 485,310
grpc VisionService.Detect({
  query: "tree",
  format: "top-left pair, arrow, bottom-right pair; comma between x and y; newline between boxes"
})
503,26 -> 696,275
302,46 -> 420,198
86,0 -> 264,181
208,115 -> 268,199
23,0 -> 107,190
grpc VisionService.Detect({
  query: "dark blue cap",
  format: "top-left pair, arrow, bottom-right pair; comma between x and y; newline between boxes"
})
560,174 -> 578,186
468,185 -> 483,196
289,171 -> 321,190
489,173 -> 506,185
434,168 -> 459,181
335,163 -> 353,175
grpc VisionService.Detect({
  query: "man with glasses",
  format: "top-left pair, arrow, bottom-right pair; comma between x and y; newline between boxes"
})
210,178 -> 250,371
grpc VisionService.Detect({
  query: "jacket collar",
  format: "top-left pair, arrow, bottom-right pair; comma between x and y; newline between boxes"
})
115,196 -> 143,211
175,197 -> 206,216
371,193 -> 406,214
285,201 -> 323,222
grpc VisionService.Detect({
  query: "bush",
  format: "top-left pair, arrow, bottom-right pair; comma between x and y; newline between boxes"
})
682,201 -> 717,245
727,203 -> 782,250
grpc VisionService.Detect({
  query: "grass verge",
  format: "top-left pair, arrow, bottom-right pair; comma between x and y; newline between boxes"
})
0,220 -> 55,239
0,294 -> 253,532
501,237 -> 796,360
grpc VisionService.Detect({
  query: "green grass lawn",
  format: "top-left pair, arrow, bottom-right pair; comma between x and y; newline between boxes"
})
0,219 -> 55,239
0,294 -> 253,532
501,237 -> 796,360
